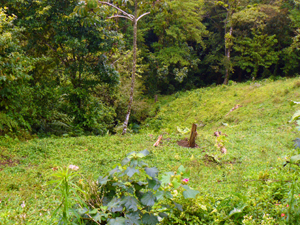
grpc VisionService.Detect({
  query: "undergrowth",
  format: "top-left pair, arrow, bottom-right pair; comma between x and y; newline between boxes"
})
1,77 -> 300,224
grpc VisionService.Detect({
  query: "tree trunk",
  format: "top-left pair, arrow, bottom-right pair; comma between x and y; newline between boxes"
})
224,26 -> 233,85
188,123 -> 197,148
122,0 -> 137,135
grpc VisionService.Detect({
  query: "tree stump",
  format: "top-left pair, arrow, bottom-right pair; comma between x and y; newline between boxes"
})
188,123 -> 197,147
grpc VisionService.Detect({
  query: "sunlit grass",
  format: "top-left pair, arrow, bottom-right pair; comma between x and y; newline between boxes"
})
1,77 -> 300,223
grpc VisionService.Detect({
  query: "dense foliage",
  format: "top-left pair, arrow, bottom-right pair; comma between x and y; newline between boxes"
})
2,0 -> 300,223
1,0 -> 300,136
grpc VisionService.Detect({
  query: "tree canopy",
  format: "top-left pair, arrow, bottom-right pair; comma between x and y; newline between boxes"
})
0,0 -> 299,136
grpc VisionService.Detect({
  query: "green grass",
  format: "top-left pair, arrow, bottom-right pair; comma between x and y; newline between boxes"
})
1,77 -> 300,224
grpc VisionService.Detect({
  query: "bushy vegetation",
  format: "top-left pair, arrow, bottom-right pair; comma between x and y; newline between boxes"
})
1,78 -> 300,224
1,0 -> 300,137
1,0 -> 300,223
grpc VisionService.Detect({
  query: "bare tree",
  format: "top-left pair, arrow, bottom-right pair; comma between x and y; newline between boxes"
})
99,1 -> 150,135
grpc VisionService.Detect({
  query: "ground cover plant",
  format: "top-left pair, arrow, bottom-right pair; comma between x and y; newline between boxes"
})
1,77 -> 300,224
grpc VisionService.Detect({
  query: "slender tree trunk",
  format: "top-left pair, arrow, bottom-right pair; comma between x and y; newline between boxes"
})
122,0 -> 137,135
224,26 -> 232,85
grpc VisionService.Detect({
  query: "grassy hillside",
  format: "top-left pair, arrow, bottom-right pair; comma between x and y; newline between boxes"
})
1,78 -> 300,224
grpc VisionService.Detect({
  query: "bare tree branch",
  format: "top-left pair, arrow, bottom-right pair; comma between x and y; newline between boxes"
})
137,12 -> 150,22
108,14 -> 133,21
98,1 -> 134,20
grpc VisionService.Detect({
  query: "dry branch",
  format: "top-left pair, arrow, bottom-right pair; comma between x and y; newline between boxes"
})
225,104 -> 242,116
153,135 -> 163,147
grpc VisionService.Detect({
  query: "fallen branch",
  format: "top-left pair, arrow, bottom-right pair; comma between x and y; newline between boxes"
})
225,104 -> 242,116
153,135 -> 163,147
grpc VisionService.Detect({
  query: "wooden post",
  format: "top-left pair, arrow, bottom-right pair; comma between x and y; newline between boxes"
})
188,123 -> 197,147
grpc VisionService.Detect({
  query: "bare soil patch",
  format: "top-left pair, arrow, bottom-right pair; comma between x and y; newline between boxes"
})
0,153 -> 19,171
177,138 -> 199,148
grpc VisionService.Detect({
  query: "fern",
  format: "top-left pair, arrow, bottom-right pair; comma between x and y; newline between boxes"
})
0,113 -> 19,133
44,111 -> 73,134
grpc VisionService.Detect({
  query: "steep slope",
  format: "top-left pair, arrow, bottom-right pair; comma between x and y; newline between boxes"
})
144,78 -> 300,134
1,78 -> 300,223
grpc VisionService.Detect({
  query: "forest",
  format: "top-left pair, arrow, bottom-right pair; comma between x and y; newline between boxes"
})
1,0 -> 300,224
1,0 -> 300,136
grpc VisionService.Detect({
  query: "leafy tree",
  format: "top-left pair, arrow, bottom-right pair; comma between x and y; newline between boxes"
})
234,31 -> 279,80
143,0 -> 207,94
3,0 -> 121,134
0,7 -> 36,133
282,0 -> 300,75
77,0 -> 153,134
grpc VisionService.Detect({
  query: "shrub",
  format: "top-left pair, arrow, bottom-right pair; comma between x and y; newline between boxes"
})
51,150 -> 200,224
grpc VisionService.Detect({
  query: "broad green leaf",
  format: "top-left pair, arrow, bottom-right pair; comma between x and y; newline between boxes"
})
228,204 -> 247,217
174,202 -> 183,211
171,179 -> 181,189
89,208 -> 98,215
155,190 -> 173,200
133,181 -> 147,191
108,217 -> 126,225
126,211 -> 141,225
109,167 -> 121,177
177,165 -> 186,173
107,198 -> 123,212
125,167 -> 140,177
145,167 -> 159,178
98,176 -> 109,185
290,100 -> 300,106
141,191 -> 156,206
141,213 -> 159,225
92,213 -> 104,222
127,152 -> 136,157
139,149 -> 150,157
112,182 -> 127,189
130,160 -> 139,167
122,157 -> 131,166
289,110 -> 300,123
158,212 -> 168,218
290,154 -> 300,164
155,191 -> 164,201
165,191 -> 173,199
136,153 -> 146,158
182,185 -> 199,199
120,196 -> 139,211
182,169 -> 191,179
294,138 -> 300,149
147,178 -> 161,190
160,172 -> 174,185
77,207 -> 88,216
177,126 -> 190,134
